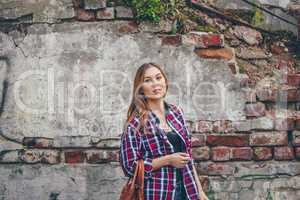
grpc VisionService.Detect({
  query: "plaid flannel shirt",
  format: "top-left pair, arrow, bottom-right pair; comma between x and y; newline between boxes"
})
119,101 -> 200,200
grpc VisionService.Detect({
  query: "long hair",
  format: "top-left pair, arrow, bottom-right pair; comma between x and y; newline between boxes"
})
124,63 -> 169,134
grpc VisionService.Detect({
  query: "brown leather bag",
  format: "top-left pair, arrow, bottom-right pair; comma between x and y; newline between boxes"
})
119,159 -> 145,200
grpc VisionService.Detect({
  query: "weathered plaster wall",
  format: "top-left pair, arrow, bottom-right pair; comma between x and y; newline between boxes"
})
210,0 -> 299,36
0,21 -> 245,142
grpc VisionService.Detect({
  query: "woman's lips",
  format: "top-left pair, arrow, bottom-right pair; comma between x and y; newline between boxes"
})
153,88 -> 162,93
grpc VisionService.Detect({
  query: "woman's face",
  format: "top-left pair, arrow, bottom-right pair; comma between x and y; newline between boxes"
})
141,66 -> 167,100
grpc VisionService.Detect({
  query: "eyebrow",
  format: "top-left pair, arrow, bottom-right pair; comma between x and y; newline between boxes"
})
144,73 -> 162,79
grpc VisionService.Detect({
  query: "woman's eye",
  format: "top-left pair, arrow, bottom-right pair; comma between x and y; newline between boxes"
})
157,76 -> 162,80
144,79 -> 150,82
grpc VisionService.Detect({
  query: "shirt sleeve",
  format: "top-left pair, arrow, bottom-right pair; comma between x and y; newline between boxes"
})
177,106 -> 195,165
119,125 -> 153,179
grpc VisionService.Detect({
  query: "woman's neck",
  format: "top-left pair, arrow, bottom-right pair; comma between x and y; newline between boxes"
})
147,99 -> 165,114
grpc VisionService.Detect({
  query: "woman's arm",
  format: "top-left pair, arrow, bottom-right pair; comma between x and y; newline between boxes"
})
152,152 -> 191,171
119,125 -> 154,179
192,164 -> 209,200
151,155 -> 171,171
119,124 -> 191,179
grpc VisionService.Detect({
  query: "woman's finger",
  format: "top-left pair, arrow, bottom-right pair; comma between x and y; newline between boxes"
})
180,156 -> 190,161
178,152 -> 189,157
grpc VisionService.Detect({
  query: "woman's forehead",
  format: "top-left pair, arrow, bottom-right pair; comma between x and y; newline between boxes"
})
144,67 -> 162,78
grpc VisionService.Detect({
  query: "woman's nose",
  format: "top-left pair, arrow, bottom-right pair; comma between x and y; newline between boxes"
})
152,82 -> 160,87
152,79 -> 161,85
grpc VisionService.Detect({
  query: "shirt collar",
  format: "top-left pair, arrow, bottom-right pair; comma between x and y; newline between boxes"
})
148,101 -> 170,126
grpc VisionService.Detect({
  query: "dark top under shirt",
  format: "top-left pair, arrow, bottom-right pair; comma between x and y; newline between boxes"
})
165,129 -> 185,181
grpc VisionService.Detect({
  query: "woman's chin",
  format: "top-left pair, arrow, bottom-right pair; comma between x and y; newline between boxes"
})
147,94 -> 164,100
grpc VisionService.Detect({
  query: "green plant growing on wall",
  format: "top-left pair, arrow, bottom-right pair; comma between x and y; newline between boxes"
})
123,0 -> 163,23
251,9 -> 265,27
123,0 -> 186,24
266,190 -> 273,200
250,0 -> 265,28
238,64 -> 246,74
195,25 -> 218,33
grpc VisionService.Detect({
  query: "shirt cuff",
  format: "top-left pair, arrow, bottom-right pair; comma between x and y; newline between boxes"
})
144,157 -> 153,179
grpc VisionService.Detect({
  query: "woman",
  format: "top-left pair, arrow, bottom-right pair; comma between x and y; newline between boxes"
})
119,63 -> 209,200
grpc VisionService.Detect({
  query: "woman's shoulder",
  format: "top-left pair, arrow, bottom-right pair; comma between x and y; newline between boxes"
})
167,102 -> 183,116
124,115 -> 140,130
121,115 -> 143,137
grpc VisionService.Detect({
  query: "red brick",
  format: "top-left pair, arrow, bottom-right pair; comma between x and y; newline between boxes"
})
253,147 -> 273,160
96,7 -> 114,19
207,135 -> 249,146
85,151 -> 102,163
194,48 -> 234,60
19,150 -> 41,163
194,120 -> 213,133
244,102 -> 266,117
250,131 -> 288,146
274,117 -> 295,131
21,150 -> 59,164
118,21 -> 139,33
239,75 -> 256,88
278,88 -> 300,102
108,150 -> 119,161
295,117 -> 300,130
196,162 -> 234,175
183,32 -> 224,48
160,35 -> 182,46
85,150 -> 118,163
41,150 -> 60,164
256,88 -> 278,102
230,147 -> 253,160
199,176 -> 209,192
295,147 -> 300,159
192,146 -> 210,161
211,147 -> 230,161
191,135 -> 206,147
212,120 -> 234,133
76,8 -> 95,21
23,137 -> 53,148
270,43 -> 285,55
288,88 -> 299,101
273,58 -> 295,71
287,74 -> 300,87
64,151 -> 85,163
201,34 -> 224,47
292,130 -> 300,146
274,146 -> 294,160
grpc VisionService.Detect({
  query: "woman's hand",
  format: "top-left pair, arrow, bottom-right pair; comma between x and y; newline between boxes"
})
167,152 -> 191,168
